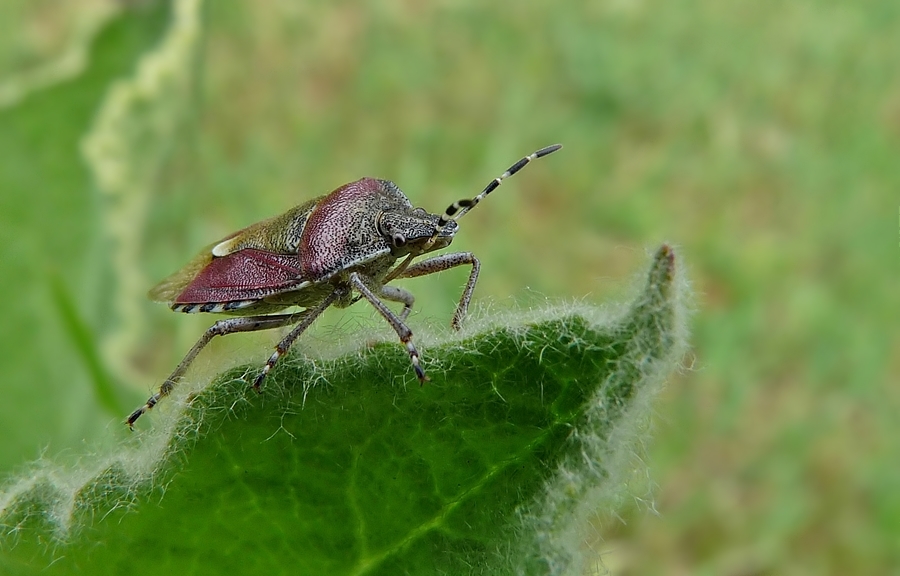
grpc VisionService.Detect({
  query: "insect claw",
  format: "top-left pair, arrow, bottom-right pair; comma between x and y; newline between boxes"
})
126,391 -> 159,429
126,408 -> 142,431
252,373 -> 266,393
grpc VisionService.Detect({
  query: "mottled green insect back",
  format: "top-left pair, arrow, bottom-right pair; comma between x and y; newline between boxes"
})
128,144 -> 563,428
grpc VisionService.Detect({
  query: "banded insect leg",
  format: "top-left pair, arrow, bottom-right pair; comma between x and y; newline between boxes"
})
127,311 -> 307,428
252,289 -> 344,391
349,272 -> 428,383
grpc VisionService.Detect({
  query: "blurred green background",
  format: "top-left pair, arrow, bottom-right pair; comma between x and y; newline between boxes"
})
0,0 -> 897,574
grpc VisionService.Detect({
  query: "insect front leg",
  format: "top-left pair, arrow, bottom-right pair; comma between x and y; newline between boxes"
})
127,312 -> 307,429
397,252 -> 480,331
349,272 -> 428,383
252,288 -> 345,391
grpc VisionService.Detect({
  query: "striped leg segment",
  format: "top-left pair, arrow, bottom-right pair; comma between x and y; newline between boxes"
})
127,312 -> 305,429
397,251 -> 480,331
350,272 -> 428,383
251,289 -> 344,391
437,144 -> 562,226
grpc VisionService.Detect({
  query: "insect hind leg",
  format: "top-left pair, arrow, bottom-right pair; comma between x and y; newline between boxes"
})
127,311 -> 305,429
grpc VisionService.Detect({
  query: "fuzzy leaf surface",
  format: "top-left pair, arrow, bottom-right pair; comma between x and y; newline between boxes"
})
0,246 -> 685,576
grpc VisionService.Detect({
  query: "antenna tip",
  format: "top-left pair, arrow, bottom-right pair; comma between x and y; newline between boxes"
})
536,143 -> 563,157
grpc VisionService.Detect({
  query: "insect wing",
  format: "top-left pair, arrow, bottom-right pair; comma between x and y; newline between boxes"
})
173,248 -> 307,304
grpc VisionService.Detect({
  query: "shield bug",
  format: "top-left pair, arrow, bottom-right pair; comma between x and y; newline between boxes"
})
127,144 -> 562,428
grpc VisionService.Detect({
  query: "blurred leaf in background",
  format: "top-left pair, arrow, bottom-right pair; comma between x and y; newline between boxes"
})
0,0 -> 898,574
0,0 -> 170,469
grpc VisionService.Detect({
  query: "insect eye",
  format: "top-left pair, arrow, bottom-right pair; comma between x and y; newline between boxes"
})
391,233 -> 407,248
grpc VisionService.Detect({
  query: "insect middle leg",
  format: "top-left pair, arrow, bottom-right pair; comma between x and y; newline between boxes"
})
378,285 -> 416,322
127,311 -> 308,428
396,252 -> 480,330
251,288 -> 345,391
349,272 -> 428,383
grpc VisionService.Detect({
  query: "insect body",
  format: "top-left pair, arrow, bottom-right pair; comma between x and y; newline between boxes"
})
127,144 -> 562,428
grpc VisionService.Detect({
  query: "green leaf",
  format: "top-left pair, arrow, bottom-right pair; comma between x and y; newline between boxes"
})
0,245 -> 687,576
0,0 -> 171,471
